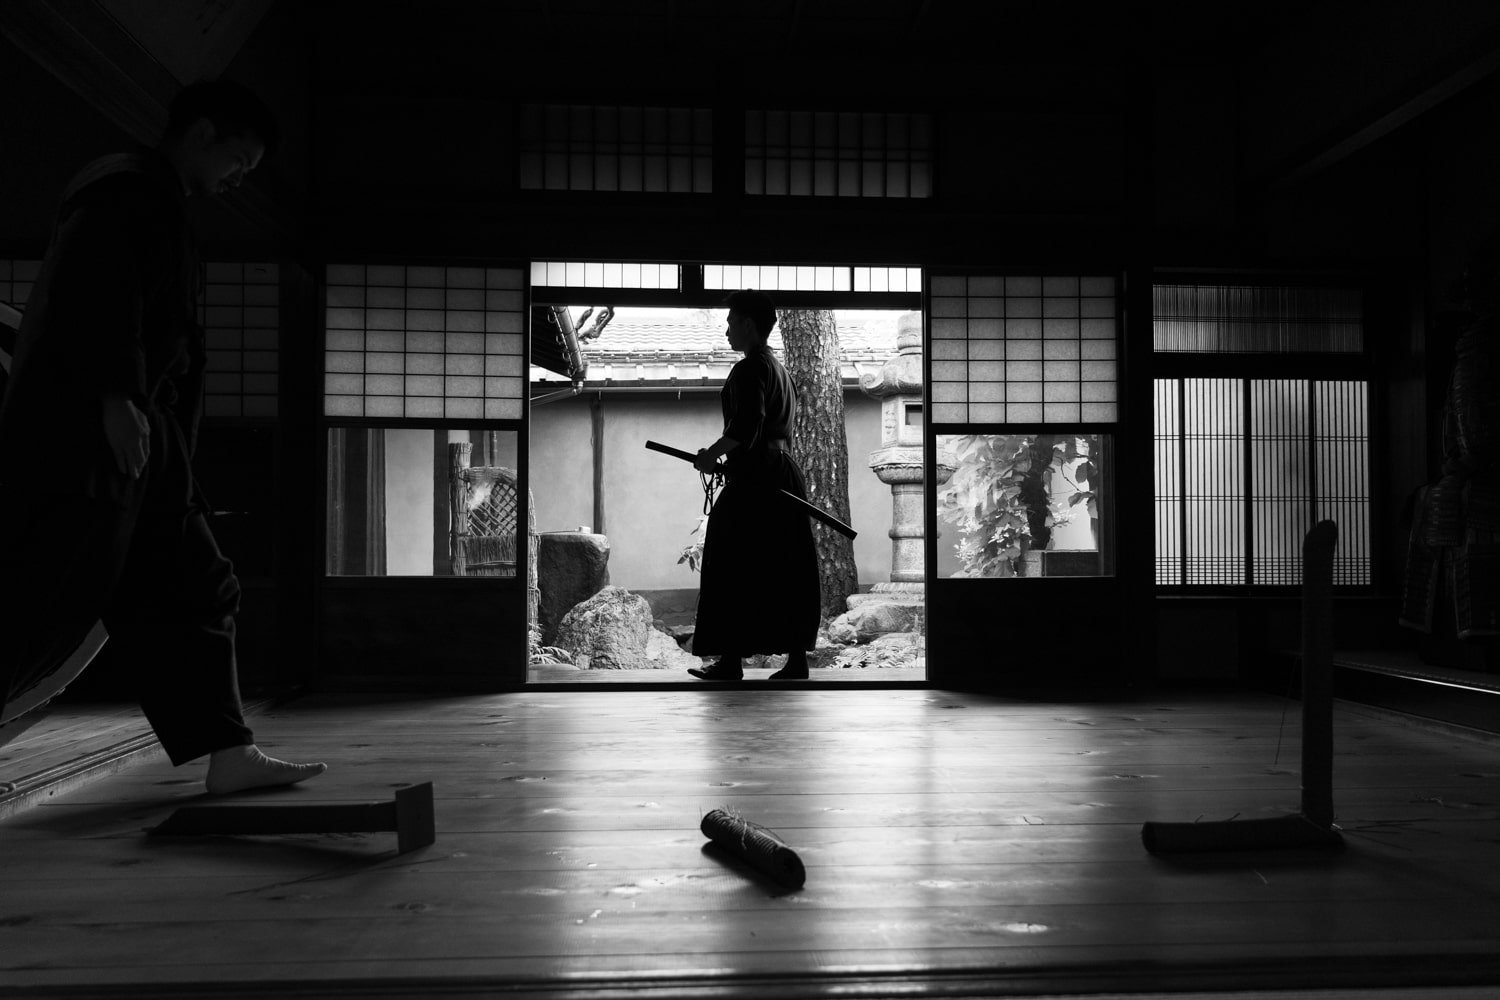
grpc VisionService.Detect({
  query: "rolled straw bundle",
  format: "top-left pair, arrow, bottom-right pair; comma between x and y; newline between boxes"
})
700,808 -> 806,888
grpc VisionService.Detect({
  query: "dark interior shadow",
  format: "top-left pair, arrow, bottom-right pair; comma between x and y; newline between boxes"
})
142,830 -> 406,868
1145,846 -> 1350,874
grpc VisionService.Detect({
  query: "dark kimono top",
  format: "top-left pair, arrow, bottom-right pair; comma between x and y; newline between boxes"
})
720,344 -> 797,479
1,151 -> 206,705
0,150 -> 204,515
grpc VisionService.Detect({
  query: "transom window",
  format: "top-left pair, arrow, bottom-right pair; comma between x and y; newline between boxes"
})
519,104 -> 713,194
703,264 -> 921,294
745,110 -> 933,198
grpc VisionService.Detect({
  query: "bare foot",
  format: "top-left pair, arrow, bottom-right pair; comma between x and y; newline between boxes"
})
205,744 -> 327,795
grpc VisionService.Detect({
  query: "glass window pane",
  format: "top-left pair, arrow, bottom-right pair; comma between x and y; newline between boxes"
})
326,428 -> 522,579
936,433 -> 1112,579
1155,372 -> 1371,588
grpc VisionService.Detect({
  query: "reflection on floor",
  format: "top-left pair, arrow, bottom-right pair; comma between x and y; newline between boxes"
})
3,689 -> 1499,999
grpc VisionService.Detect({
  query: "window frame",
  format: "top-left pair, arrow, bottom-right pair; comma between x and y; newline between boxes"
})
1150,273 -> 1380,595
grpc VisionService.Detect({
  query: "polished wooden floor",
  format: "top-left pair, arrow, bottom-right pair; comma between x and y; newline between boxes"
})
2,688 -> 1499,999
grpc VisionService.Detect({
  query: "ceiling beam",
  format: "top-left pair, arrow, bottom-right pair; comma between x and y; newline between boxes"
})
0,0 -> 294,245
1247,21 -> 1500,192
0,0 -> 175,144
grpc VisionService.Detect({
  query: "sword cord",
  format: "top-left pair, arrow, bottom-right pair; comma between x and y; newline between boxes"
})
699,467 -> 723,515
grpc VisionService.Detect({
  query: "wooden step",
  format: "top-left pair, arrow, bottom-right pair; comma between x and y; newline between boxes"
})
1320,649 -> 1500,737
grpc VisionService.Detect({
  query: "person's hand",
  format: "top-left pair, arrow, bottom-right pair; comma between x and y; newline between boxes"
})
693,449 -> 719,474
102,394 -> 150,479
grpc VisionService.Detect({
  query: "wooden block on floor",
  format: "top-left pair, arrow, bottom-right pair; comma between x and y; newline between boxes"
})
149,781 -> 435,854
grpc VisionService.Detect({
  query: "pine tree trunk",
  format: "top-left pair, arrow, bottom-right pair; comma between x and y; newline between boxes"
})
780,309 -> 859,620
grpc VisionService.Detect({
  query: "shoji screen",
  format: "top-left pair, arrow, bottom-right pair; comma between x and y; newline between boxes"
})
323,264 -> 526,420
928,272 -> 1120,583
929,275 -> 1118,425
201,262 -> 279,419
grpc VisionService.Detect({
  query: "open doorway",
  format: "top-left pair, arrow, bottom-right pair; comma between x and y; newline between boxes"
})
526,261 -> 928,684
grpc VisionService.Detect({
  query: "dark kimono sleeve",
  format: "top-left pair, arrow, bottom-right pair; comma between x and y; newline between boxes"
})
43,188 -> 171,407
722,358 -> 767,446
174,324 -> 208,458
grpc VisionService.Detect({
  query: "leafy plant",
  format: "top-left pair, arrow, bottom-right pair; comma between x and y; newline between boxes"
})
1044,435 -> 1100,530
938,434 -> 1037,577
527,623 -> 572,665
677,515 -> 709,573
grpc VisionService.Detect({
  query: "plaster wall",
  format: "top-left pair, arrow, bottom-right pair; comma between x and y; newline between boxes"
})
529,390 -> 901,592
384,428 -> 434,575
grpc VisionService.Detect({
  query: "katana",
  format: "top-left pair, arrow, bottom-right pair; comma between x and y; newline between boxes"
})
645,440 -> 857,540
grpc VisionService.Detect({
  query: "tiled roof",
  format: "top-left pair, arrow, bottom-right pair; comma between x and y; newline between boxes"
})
532,310 -> 904,388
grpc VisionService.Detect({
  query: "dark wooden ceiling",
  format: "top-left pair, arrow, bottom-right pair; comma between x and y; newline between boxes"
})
301,0 -> 1299,102
4,0 -> 1500,257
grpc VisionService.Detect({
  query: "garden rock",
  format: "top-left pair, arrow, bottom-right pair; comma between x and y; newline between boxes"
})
828,600 -> 923,643
556,585 -> 699,670
538,532 -> 610,645
828,617 -> 860,645
644,625 -> 702,671
555,586 -> 648,669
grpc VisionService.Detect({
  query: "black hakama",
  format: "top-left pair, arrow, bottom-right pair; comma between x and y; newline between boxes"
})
0,151 -> 253,761
691,346 -> 820,656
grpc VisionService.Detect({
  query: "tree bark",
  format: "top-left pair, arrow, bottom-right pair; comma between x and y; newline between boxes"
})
780,309 -> 859,619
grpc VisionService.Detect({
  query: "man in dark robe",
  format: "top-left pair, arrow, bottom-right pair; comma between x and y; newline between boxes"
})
0,80 -> 325,793
688,290 -> 821,680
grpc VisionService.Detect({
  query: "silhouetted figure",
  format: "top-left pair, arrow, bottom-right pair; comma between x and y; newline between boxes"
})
688,291 -> 820,681
0,80 -> 325,793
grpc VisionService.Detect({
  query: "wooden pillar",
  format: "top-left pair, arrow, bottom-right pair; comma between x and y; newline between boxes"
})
432,430 -> 446,576
591,394 -> 605,535
449,441 -> 471,577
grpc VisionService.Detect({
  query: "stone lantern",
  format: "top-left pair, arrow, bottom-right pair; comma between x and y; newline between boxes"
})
832,311 -> 954,641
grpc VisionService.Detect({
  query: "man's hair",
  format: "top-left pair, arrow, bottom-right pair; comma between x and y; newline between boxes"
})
165,79 -> 280,156
725,289 -> 777,339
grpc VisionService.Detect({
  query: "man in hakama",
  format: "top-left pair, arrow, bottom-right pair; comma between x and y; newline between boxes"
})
688,291 -> 820,681
0,80 -> 324,793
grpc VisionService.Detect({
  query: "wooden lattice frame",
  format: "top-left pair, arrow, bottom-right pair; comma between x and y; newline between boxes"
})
449,442 -> 539,623
467,477 -> 519,539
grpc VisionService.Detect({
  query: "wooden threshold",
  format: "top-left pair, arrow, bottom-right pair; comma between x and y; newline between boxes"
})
1330,649 -> 1500,737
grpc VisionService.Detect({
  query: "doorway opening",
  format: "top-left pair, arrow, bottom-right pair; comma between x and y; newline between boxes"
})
526,261 -> 927,685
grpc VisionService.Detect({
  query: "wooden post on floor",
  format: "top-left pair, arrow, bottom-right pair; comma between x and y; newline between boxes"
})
1301,519 -> 1337,829
1140,522 -> 1345,854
